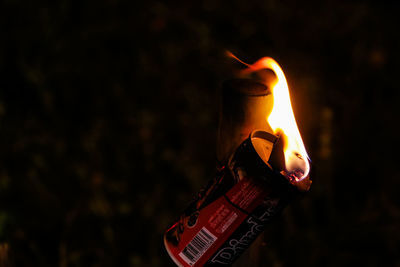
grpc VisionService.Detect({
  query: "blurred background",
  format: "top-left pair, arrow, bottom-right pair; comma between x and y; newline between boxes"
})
0,0 -> 399,266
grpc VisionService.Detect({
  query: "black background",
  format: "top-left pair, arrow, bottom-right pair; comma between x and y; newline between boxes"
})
0,1 -> 399,266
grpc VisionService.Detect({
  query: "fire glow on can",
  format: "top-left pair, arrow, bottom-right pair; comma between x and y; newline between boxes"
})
164,130 -> 307,266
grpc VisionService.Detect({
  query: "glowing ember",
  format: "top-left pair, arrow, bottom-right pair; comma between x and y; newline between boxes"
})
229,53 -> 310,181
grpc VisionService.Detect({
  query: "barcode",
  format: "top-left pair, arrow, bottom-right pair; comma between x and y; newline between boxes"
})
179,227 -> 217,266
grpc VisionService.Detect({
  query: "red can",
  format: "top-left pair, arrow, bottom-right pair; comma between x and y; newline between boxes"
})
164,130 -> 305,266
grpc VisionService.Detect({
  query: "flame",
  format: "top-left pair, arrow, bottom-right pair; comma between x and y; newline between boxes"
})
230,53 -> 310,181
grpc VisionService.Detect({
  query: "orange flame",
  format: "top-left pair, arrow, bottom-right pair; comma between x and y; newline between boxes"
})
230,53 -> 310,181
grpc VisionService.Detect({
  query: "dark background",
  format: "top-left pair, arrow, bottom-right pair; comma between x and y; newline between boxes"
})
0,1 -> 399,266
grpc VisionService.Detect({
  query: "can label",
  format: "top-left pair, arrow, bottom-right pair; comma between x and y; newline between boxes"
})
164,174 -> 277,267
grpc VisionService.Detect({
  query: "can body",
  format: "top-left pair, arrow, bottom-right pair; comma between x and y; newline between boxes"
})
164,132 -> 298,266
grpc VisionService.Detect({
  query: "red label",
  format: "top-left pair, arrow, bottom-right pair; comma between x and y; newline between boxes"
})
164,176 -> 269,267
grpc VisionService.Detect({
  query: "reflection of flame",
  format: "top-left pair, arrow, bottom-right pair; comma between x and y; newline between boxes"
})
229,53 -> 310,181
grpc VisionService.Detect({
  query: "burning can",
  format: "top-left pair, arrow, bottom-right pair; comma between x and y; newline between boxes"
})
164,130 -> 305,266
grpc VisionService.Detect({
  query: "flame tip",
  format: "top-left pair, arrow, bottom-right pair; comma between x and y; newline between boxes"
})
227,51 -> 252,68
225,50 -> 233,57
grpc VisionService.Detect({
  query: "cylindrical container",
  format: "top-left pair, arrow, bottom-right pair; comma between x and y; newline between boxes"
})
164,130 -> 303,266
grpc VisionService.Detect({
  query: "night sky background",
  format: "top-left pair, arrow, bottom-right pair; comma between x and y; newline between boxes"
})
1,1 -> 399,266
